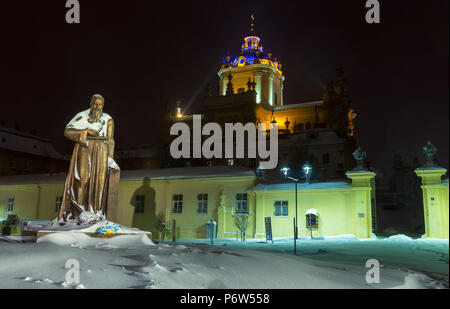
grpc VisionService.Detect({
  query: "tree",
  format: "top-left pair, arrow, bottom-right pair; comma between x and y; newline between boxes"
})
233,215 -> 250,242
156,211 -> 169,241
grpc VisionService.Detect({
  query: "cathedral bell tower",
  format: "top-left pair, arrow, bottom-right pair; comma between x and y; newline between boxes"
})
218,15 -> 285,107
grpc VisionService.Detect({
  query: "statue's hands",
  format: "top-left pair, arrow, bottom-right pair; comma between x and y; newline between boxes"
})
87,129 -> 99,137
78,131 -> 88,147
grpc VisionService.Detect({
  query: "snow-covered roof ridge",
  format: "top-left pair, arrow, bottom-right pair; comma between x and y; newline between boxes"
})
0,173 -> 68,185
0,166 -> 257,185
0,125 -> 65,160
120,166 -> 257,181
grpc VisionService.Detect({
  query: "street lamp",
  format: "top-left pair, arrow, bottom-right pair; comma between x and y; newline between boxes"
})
280,167 -> 291,178
302,162 -> 312,183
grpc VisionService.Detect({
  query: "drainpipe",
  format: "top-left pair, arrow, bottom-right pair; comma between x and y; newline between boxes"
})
35,184 -> 41,219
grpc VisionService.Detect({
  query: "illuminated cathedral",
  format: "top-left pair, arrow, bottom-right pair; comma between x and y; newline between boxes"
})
168,17 -> 359,181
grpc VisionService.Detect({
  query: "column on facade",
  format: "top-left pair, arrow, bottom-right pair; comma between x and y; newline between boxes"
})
268,73 -> 274,106
217,189 -> 227,238
252,192 -> 265,239
254,72 -> 262,104
221,76 -> 228,96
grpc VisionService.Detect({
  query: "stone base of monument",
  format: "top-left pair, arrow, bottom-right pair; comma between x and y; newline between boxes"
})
23,216 -> 152,242
34,231 -> 152,240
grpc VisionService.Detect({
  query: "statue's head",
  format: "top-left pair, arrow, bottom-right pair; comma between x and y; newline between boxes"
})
90,94 -> 104,119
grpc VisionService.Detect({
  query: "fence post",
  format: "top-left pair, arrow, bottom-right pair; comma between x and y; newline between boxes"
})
172,219 -> 176,243
210,219 -> 214,246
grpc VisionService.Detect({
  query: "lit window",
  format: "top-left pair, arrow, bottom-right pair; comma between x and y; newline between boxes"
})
135,195 -> 145,213
55,196 -> 62,213
197,194 -> 208,214
274,201 -> 289,217
173,194 -> 183,214
7,197 -> 14,212
235,193 -> 248,215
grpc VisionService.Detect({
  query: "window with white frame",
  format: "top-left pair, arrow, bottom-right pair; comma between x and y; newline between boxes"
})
197,194 -> 208,214
55,196 -> 63,213
235,193 -> 248,214
173,194 -> 183,214
135,195 -> 145,213
7,197 -> 14,212
274,201 -> 289,217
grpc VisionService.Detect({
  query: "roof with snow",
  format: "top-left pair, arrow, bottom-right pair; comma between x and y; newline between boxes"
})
0,126 -> 65,160
0,166 -> 257,185
252,181 -> 352,191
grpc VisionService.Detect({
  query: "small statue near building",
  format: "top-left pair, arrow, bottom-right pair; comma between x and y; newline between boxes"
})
352,147 -> 367,171
422,141 -> 438,168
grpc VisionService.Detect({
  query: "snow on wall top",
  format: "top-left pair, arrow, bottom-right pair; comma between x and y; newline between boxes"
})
306,209 -> 319,215
0,166 -> 257,185
0,126 -> 65,160
252,181 -> 352,191
120,166 -> 257,181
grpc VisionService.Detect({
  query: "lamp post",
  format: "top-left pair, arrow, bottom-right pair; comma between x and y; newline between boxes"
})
281,162 -> 313,254
302,162 -> 313,239
281,167 -> 299,254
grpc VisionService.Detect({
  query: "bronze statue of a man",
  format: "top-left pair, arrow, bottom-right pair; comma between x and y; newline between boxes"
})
58,94 -> 120,222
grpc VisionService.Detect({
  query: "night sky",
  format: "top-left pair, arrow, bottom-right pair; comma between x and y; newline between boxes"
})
1,0 -> 448,175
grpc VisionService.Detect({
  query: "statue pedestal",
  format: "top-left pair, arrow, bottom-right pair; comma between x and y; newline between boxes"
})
35,231 -> 152,240
23,219 -> 153,242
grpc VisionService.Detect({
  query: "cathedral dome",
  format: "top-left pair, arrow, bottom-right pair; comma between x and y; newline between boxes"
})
221,16 -> 282,75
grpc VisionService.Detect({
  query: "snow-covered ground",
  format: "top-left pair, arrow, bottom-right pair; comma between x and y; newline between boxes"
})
0,233 -> 447,289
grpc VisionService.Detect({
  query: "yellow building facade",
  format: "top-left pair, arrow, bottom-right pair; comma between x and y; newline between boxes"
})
0,166 -> 377,239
